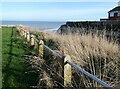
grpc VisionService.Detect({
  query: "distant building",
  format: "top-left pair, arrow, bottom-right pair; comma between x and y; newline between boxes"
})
108,1 -> 120,20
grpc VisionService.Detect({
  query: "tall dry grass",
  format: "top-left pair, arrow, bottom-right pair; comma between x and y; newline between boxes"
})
17,26 -> 120,88
45,31 -> 120,88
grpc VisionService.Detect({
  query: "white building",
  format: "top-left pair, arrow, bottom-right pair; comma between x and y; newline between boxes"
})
108,1 -> 120,20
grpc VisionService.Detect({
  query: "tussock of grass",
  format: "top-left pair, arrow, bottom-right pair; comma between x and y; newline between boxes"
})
45,31 -> 120,87
16,26 -> 120,88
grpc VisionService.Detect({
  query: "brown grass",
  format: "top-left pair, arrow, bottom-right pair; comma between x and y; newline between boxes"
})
45,31 -> 120,88
17,25 -> 120,88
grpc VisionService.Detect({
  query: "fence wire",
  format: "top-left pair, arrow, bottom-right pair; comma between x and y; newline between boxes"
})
19,29 -> 114,89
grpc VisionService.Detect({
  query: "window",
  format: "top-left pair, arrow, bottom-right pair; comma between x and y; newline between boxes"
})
110,12 -> 114,17
118,11 -> 120,16
114,13 -> 118,16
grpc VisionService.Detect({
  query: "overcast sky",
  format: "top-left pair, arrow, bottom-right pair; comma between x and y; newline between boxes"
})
2,1 -> 119,21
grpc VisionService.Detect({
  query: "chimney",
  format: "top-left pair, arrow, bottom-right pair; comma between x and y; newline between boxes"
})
118,1 -> 120,6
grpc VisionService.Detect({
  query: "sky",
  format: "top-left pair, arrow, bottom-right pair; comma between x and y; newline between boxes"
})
1,2 -> 119,21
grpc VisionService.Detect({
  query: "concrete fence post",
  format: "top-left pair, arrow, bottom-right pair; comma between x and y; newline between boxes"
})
64,55 -> 72,87
26,32 -> 30,42
39,40 -> 44,59
20,30 -> 24,36
30,34 -> 35,46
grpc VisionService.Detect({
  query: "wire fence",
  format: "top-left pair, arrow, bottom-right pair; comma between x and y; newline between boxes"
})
17,27 -> 114,89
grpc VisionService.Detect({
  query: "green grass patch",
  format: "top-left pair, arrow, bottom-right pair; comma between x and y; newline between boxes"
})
2,27 -> 38,88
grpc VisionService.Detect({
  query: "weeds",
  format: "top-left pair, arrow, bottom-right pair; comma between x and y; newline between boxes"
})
45,31 -> 120,88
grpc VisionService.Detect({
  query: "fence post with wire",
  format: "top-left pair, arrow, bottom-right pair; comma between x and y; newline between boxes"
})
39,40 -> 44,59
26,31 -> 30,42
64,55 -> 72,87
30,34 -> 35,46
17,28 -> 113,89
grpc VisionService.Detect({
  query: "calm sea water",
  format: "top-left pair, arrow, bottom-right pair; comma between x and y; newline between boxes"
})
2,21 -> 65,30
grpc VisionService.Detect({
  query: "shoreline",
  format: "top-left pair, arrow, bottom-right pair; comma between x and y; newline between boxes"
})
1,24 -> 58,33
1,25 -> 58,32
1,21 -> 65,30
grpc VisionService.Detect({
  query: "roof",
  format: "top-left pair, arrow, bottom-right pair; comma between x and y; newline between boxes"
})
108,6 -> 120,12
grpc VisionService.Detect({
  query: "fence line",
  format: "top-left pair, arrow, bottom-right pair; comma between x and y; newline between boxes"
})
66,61 -> 112,88
18,28 -> 113,89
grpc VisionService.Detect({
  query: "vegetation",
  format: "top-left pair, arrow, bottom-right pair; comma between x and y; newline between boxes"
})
2,27 -> 38,88
45,31 -> 120,88
2,26 -> 120,88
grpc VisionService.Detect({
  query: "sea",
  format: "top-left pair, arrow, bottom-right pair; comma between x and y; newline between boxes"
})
2,21 -> 65,31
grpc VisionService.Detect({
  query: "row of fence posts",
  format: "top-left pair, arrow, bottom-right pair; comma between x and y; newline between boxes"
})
18,29 -> 72,87
17,28 -> 112,89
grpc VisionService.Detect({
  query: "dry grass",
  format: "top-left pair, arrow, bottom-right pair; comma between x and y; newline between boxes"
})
45,31 -> 120,88
17,26 -> 120,88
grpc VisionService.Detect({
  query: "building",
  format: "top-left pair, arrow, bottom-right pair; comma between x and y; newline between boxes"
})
108,1 -> 120,20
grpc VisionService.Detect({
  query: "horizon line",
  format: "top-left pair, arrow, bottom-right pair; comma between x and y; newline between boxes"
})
1,20 -> 101,22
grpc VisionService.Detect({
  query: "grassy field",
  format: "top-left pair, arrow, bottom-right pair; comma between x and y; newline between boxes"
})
2,27 -> 38,88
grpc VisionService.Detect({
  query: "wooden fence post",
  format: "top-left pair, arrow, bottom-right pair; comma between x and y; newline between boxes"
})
26,32 -> 30,42
39,40 -> 44,59
30,34 -> 35,46
64,55 -> 72,87
20,29 -> 24,36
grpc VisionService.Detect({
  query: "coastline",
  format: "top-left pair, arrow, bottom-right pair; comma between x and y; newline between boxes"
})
1,24 -> 58,34
1,21 -> 65,31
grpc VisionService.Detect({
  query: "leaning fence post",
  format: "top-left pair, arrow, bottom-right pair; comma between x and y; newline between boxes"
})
26,32 -> 30,42
30,34 -> 35,46
21,30 -> 24,36
39,40 -> 44,59
64,55 -> 72,87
